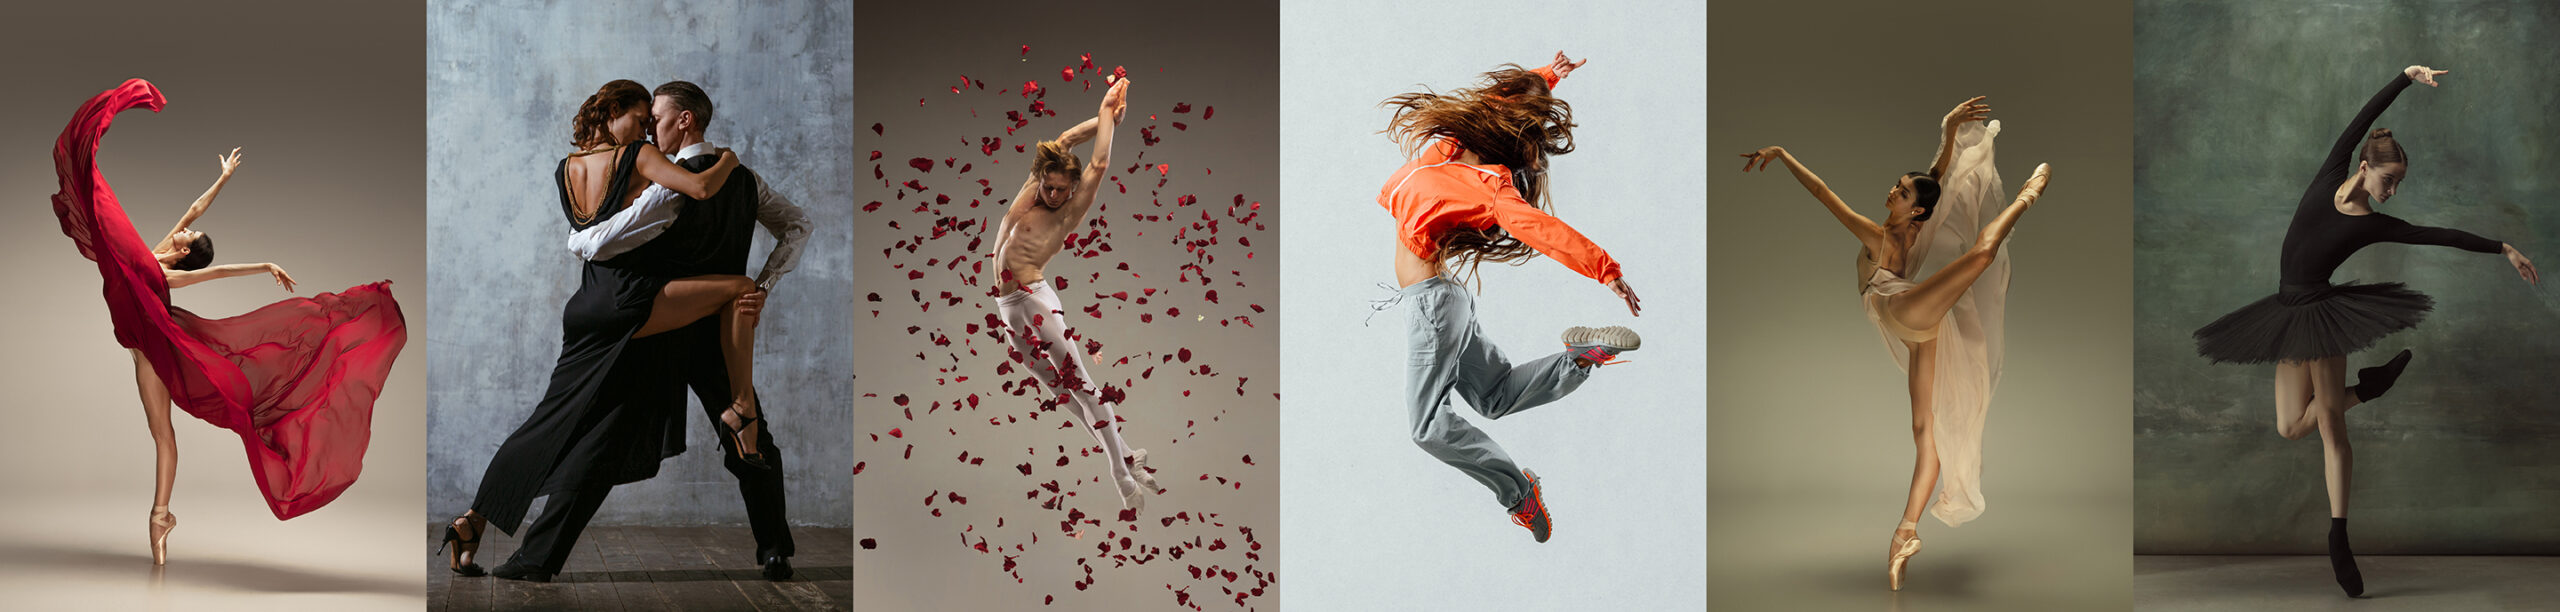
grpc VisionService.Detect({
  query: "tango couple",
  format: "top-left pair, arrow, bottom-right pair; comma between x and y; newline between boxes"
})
441,79 -> 815,582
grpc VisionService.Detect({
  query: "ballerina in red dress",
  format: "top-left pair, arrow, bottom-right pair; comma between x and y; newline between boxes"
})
49,79 -> 408,565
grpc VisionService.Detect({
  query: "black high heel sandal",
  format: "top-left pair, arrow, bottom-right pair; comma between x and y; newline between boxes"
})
718,401 -> 772,470
437,515 -> 486,577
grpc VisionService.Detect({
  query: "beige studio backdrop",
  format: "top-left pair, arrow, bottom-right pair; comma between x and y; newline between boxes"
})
0,1 -> 426,610
1707,1 -> 2134,610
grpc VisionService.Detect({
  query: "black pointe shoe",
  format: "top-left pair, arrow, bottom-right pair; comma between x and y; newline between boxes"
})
437,516 -> 486,577
490,559 -> 554,583
761,555 -> 794,581
2330,518 -> 2365,597
718,404 -> 773,471
2352,349 -> 2414,404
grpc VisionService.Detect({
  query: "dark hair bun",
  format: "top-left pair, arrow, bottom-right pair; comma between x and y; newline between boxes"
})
571,80 -> 650,148
2370,127 -> 2394,139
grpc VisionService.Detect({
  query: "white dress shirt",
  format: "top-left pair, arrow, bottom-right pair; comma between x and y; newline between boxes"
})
566,141 -> 814,290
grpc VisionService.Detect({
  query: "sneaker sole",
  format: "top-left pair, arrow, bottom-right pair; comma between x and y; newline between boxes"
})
1562,326 -> 1641,350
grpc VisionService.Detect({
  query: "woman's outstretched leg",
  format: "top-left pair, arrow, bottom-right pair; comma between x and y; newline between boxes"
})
1887,164 -> 2051,332
636,275 -> 764,461
131,350 -> 178,564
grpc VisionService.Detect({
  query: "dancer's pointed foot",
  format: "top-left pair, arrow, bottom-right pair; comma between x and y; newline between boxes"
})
1117,476 -> 1148,515
1127,448 -> 1162,494
719,395 -> 771,470
148,505 -> 176,566
1563,326 -> 1641,367
2016,163 -> 2053,207
1509,469 -> 1553,543
1888,520 -> 1923,591
2330,517 -> 2365,597
438,512 -> 487,577
2352,349 -> 2414,404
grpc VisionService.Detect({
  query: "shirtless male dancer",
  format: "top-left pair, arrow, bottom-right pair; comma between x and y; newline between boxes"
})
988,77 -> 1162,514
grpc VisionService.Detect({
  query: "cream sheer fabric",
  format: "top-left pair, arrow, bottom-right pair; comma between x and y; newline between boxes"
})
1859,119 -> 2010,527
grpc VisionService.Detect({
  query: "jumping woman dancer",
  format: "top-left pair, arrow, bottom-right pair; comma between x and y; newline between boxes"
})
50,79 -> 409,564
1739,96 -> 2054,590
1378,52 -> 1644,544
442,80 -> 766,580
2189,65 -> 2536,598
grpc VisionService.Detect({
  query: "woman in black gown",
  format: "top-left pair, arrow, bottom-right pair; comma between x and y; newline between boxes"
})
439,80 -> 769,578
2191,65 -> 2538,597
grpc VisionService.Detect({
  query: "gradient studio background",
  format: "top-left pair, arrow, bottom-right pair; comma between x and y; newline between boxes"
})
1280,0 -> 1707,610
425,0 -> 853,530
1707,1 -> 2135,610
2135,0 -> 2560,554
850,1 -> 1282,610
0,1 -> 426,609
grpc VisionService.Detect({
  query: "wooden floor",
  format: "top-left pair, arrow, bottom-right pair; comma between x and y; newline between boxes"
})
427,525 -> 849,611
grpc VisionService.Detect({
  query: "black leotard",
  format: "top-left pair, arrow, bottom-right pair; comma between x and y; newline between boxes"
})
2279,74 -> 2501,287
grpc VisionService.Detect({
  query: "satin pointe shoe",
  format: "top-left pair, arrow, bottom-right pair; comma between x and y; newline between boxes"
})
148,505 -> 176,566
1888,520 -> 1923,591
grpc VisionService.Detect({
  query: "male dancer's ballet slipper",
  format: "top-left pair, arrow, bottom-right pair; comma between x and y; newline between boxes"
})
1128,448 -> 1162,494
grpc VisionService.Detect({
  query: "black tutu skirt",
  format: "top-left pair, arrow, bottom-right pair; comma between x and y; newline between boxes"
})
2192,281 -> 2433,364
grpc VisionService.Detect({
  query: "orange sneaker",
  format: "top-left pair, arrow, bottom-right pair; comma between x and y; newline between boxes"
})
1509,469 -> 1553,543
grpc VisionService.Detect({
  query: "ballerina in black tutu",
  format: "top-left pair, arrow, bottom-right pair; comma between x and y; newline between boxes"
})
2191,64 -> 2538,598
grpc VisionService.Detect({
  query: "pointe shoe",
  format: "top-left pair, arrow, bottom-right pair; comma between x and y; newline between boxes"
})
1127,448 -> 1161,494
718,397 -> 773,470
149,505 -> 176,566
2015,163 -> 2053,204
1888,520 -> 1923,591
1118,476 -> 1148,515
437,514 -> 487,577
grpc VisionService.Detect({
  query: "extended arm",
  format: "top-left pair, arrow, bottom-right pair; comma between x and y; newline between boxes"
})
751,180 -> 815,290
2377,217 -> 2533,282
166,262 -> 295,291
1741,146 -> 1884,246
1929,97 -> 1990,178
2318,71 -> 2423,178
1061,78 -> 1129,227
566,184 -> 683,261
157,148 -> 243,252
633,142 -> 737,200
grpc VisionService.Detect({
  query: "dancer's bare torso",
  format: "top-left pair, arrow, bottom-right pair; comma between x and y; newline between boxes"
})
996,173 -> 1081,292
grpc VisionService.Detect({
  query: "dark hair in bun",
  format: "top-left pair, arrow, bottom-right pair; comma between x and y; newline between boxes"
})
2361,127 -> 2406,166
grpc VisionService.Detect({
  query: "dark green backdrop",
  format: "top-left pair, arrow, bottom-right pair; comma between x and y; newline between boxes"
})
2136,0 -> 2560,554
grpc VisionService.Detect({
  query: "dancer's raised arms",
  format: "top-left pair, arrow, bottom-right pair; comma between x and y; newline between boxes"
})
631,142 -> 739,200
1061,77 -> 1130,228
166,261 -> 296,292
155,147 -> 241,253
1931,96 -> 1991,179
1740,145 -> 1886,249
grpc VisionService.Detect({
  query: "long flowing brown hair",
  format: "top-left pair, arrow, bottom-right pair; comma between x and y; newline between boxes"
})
1381,65 -> 1576,282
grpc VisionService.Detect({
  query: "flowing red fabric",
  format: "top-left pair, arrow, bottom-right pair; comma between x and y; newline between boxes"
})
51,79 -> 407,520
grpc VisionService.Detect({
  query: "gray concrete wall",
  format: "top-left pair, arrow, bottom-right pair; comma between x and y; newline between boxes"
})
2136,0 -> 2560,553
426,0 -> 851,526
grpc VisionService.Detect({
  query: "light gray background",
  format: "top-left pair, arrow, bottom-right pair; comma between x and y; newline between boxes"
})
1708,1 -> 2135,610
1280,1 -> 1707,610
0,1 -> 426,608
426,0 -> 853,527
2135,0 -> 2560,554
851,2 -> 1281,610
